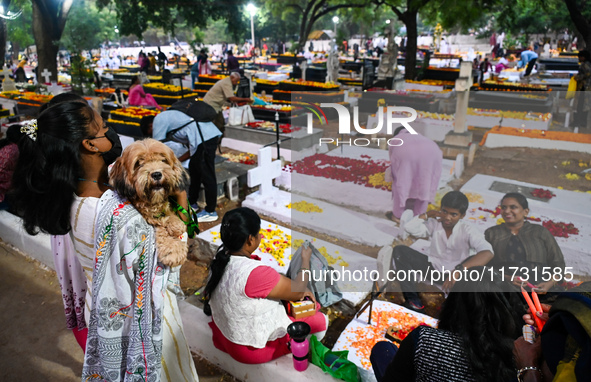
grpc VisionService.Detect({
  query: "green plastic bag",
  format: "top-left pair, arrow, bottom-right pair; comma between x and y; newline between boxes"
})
309,336 -> 360,382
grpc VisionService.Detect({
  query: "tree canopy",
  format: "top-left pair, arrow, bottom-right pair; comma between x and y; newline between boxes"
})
95,0 -> 248,41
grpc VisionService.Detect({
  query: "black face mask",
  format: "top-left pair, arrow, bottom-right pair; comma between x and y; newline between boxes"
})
98,127 -> 122,166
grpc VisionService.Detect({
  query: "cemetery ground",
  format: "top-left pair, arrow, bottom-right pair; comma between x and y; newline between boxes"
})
1,129 -> 590,381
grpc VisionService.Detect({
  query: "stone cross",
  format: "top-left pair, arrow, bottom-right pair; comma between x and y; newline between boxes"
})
453,61 -> 473,133
1,66 -> 11,80
41,68 -> 52,83
2,66 -> 16,92
247,147 -> 281,197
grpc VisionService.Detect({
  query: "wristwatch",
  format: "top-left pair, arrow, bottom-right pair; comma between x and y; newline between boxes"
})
454,264 -> 464,272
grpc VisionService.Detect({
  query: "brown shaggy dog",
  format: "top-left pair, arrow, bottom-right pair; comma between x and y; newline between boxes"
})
110,138 -> 190,267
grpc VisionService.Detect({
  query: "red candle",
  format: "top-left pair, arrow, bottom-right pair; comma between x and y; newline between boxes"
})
521,287 -> 544,332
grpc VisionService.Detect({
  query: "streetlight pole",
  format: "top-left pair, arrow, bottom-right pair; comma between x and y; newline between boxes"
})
332,16 -> 339,37
247,4 -> 256,57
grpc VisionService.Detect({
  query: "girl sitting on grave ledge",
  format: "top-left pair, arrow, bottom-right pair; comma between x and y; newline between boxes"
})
485,192 -> 565,293
202,207 -> 328,364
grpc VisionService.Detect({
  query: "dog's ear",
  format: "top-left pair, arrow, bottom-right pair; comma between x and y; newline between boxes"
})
165,144 -> 190,192
109,153 -> 137,200
179,167 -> 190,191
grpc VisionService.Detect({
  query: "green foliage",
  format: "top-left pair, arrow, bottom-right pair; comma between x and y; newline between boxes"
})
96,0 -> 248,41
421,0 -> 495,33
255,2 -> 300,43
202,18 -> 233,44
60,0 -> 117,52
494,0 -> 571,37
70,54 -> 95,95
502,32 -> 527,49
6,0 -> 34,50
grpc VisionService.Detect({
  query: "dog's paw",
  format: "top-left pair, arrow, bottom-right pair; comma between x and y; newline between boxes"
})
165,216 -> 186,237
156,233 -> 188,267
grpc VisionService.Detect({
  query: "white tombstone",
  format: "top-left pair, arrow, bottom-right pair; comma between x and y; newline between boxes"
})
453,61 -> 473,133
541,43 -> 551,59
1,66 -> 11,80
48,82 -> 64,95
40,68 -> 52,83
300,60 -> 307,81
454,153 -> 465,178
247,147 -> 282,197
1,66 -> 16,92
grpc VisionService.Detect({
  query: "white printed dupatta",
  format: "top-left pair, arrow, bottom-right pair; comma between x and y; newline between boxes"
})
81,190 -> 169,382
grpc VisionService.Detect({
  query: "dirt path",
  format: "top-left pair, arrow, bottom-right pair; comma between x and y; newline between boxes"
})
0,243 -> 236,382
0,245 -> 83,382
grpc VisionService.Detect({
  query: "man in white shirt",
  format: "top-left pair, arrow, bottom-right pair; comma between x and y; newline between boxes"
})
392,191 -> 494,311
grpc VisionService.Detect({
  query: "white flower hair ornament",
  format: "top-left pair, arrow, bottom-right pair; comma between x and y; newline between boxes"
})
20,119 -> 38,141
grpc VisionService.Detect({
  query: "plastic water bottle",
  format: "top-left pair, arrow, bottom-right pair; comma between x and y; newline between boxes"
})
287,322 -> 311,371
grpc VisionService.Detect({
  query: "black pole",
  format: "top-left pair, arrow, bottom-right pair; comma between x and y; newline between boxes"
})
275,111 -> 280,159
180,70 -> 184,99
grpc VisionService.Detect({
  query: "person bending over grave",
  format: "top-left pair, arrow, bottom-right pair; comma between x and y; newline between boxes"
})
140,115 -> 190,162
387,126 -> 442,223
485,192 -> 565,293
152,108 -> 222,222
391,191 -> 494,311
128,76 -> 162,110
202,207 -> 328,364
203,72 -> 253,134
370,269 -> 521,382
518,47 -> 538,77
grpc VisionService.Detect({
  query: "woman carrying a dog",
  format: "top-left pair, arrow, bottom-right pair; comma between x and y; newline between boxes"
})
12,102 -> 198,381
202,207 -> 328,364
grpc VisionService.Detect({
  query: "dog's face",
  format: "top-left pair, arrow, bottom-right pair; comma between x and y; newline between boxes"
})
110,138 -> 190,205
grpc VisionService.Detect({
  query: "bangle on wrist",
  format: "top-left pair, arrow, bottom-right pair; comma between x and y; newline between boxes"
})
517,366 -> 542,382
298,267 -> 310,274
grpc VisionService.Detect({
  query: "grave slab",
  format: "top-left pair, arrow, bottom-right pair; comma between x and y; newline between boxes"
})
483,131 -> 591,154
179,300 -> 341,382
224,124 -> 323,151
0,211 -> 53,269
277,146 -> 456,214
332,300 -> 438,382
461,174 -> 591,218
460,174 -> 591,275
222,137 -> 306,162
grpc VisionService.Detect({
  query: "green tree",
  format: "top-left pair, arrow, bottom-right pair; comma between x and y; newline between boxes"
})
60,0 -> 117,53
266,0 -> 371,52
563,0 -> 591,49
96,0 -> 248,41
5,0 -> 33,63
374,0 -> 436,80
31,0 -> 75,82
203,19 -> 233,45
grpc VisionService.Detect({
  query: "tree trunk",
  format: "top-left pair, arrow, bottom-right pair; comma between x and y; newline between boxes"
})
31,1 -> 59,83
572,29 -> 585,50
564,0 -> 590,50
0,19 -> 6,67
403,11 -> 418,80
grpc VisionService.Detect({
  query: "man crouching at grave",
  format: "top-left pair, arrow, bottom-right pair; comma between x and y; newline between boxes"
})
391,191 -> 494,312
